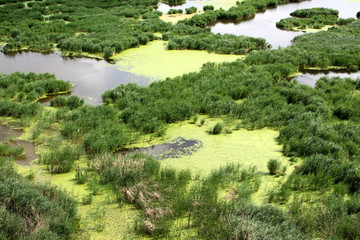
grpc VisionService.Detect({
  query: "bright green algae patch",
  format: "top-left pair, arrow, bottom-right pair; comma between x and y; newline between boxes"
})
131,118 -> 289,175
114,40 -> 242,81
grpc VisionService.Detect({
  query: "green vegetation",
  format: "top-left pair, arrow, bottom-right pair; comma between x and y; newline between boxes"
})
209,122 -> 224,135
168,33 -> 268,54
40,145 -> 81,173
0,72 -> 72,102
1,0 -> 360,239
0,0 -> 270,59
50,95 -> 84,110
203,5 -> 215,11
167,9 -> 183,14
267,159 -> 281,175
0,158 -> 78,239
185,6 -> 197,14
0,142 -> 24,157
276,7 -> 355,30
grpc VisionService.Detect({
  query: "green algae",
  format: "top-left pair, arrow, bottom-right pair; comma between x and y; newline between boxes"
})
292,25 -> 332,32
114,40 -> 242,81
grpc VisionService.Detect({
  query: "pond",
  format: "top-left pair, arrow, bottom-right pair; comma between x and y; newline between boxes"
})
295,70 -> 360,87
0,42 -> 240,105
0,51 -> 150,105
210,0 -> 360,48
0,125 -> 38,166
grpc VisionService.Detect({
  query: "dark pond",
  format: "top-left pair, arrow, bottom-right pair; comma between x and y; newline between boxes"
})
124,137 -> 203,160
0,125 -> 38,166
210,0 -> 360,48
295,70 -> 360,87
0,50 -> 150,105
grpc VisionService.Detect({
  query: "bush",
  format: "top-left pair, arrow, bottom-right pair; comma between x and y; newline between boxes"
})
40,145 -> 81,173
185,7 -> 197,14
267,159 -> 281,175
209,122 -> 223,135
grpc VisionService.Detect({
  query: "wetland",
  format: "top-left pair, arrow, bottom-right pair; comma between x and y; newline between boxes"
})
1,0 -> 360,239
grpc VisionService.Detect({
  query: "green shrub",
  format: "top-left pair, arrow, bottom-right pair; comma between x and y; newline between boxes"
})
267,159 -> 281,175
209,122 -> 223,135
40,145 -> 80,173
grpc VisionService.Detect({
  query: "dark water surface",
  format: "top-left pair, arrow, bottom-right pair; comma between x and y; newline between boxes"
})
124,137 -> 203,159
0,125 -> 38,165
210,0 -> 360,48
0,51 -> 150,105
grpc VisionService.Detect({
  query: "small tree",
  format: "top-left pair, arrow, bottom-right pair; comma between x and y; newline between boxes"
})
267,159 -> 281,175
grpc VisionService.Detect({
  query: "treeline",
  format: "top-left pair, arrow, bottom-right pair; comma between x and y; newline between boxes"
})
167,33 -> 268,54
0,158 -> 78,239
277,7 -> 355,30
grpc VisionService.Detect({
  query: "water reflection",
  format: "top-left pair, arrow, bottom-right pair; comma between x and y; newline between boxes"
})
295,70 -> 360,87
210,0 -> 360,48
0,51 -> 150,105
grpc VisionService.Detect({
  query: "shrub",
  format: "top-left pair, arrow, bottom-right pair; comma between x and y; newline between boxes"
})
267,159 -> 281,175
209,122 -> 223,135
40,145 -> 81,173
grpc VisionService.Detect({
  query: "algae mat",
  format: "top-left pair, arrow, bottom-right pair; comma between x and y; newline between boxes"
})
132,119 -> 288,175
114,40 -> 242,81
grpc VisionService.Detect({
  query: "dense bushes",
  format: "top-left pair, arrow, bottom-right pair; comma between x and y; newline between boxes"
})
0,0 -> 169,54
276,7 -> 354,30
185,6 -> 197,14
246,20 -> 360,70
0,72 -> 72,102
57,105 -> 132,155
50,95 -> 84,110
40,145 -> 81,173
0,158 -> 78,239
168,33 -> 269,54
167,9 -> 183,14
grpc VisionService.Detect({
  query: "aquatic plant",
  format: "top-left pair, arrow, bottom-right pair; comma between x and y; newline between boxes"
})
267,159 -> 281,175
209,122 -> 223,135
